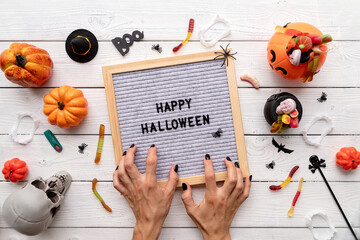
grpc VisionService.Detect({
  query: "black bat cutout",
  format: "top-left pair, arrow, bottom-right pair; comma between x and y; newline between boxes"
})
266,160 -> 275,169
272,138 -> 294,154
317,92 -> 327,103
78,143 -> 88,154
212,128 -> 223,138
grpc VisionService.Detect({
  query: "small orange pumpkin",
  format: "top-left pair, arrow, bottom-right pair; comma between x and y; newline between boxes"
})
43,85 -> 88,129
267,23 -> 330,82
336,147 -> 360,170
2,158 -> 28,183
0,43 -> 53,87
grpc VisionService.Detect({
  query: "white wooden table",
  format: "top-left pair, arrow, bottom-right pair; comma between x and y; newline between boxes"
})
0,0 -> 359,239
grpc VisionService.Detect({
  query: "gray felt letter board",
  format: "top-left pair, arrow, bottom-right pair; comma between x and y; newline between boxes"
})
103,50 -> 248,186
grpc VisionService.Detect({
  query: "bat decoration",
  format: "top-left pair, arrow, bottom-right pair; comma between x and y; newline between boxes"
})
309,155 -> 358,240
78,143 -> 88,154
272,138 -> 294,154
152,44 -> 162,53
266,160 -> 275,169
212,128 -> 223,138
317,92 -> 327,102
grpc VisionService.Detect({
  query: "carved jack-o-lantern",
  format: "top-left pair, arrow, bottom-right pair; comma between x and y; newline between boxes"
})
267,22 -> 332,82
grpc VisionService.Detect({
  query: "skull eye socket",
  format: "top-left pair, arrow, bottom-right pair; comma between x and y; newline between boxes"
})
275,67 -> 288,75
270,50 -> 276,63
46,190 -> 60,204
32,180 -> 46,190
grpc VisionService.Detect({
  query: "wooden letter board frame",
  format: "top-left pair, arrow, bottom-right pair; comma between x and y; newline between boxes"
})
103,50 -> 249,186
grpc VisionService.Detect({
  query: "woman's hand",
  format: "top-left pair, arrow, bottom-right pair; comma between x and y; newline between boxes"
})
181,154 -> 251,240
113,144 -> 179,240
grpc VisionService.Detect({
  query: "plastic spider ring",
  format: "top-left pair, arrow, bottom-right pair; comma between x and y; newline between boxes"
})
305,210 -> 337,240
199,15 -> 231,48
300,115 -> 334,147
9,112 -> 40,145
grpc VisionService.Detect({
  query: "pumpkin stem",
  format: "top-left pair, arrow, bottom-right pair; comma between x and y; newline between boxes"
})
58,101 -> 65,110
9,170 -> 12,179
15,54 -> 27,68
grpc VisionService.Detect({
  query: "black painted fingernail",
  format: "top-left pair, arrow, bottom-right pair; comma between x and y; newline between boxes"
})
250,175 -> 253,182
130,144 -> 135,148
205,154 -> 210,160
235,162 -> 239,168
150,144 -> 155,148
182,183 -> 187,191
226,156 -> 231,161
123,151 -> 127,156
174,164 -> 178,173
115,166 -> 119,170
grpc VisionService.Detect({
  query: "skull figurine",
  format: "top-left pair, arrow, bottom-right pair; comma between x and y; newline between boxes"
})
2,171 -> 72,236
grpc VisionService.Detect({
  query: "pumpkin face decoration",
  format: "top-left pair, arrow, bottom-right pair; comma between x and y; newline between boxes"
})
43,85 -> 88,129
267,22 -> 332,82
336,147 -> 360,170
2,158 -> 28,183
0,43 -> 53,87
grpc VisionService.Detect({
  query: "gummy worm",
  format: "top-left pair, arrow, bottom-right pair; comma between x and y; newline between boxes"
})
173,18 -> 194,52
92,178 -> 112,212
240,74 -> 260,89
94,124 -> 105,164
269,165 -> 299,190
288,177 -> 304,217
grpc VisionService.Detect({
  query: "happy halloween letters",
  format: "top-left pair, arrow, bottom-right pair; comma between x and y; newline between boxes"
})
141,98 -> 210,134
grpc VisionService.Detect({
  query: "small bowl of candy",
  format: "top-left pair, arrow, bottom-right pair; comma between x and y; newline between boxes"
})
264,92 -> 303,133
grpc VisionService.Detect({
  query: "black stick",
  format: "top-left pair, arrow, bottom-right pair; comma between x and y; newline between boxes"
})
318,168 -> 358,240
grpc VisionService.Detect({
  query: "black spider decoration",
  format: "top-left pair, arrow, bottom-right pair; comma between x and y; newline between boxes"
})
266,160 -> 275,169
152,44 -> 162,53
317,92 -> 327,102
212,128 -> 223,138
214,44 -> 237,67
78,143 -> 88,154
308,155 -> 326,173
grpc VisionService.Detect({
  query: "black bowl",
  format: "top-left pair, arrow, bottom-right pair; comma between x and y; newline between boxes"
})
264,92 -> 303,127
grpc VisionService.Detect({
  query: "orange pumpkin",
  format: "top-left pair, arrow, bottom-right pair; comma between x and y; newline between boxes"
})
267,23 -> 329,82
2,158 -> 28,183
43,85 -> 88,129
336,147 -> 360,170
0,43 -> 53,87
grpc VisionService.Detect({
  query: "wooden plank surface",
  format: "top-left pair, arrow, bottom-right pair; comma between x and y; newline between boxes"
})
0,41 -> 358,88
1,182 -> 359,228
0,228 -> 357,240
0,135 -> 359,182
0,0 -> 359,41
0,88 -> 359,135
0,0 -> 359,239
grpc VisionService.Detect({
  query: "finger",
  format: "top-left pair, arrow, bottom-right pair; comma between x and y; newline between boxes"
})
164,164 -> 179,196
181,183 -> 196,214
222,157 -> 238,195
146,145 -> 158,182
229,162 -> 244,201
124,144 -> 140,180
113,169 -> 127,195
237,175 -> 252,205
118,152 -> 133,187
204,154 -> 217,194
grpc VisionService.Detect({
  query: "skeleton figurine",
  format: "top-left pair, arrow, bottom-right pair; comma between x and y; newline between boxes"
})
2,171 -> 72,236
